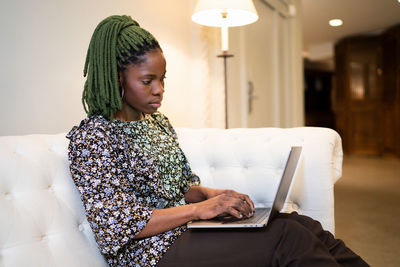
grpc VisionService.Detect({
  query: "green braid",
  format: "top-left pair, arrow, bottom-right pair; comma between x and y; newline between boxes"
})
82,15 -> 161,121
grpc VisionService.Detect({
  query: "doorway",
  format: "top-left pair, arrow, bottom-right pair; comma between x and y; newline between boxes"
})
227,0 -> 303,128
304,60 -> 335,129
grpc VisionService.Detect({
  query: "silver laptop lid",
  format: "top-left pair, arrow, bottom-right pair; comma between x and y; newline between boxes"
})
267,146 -> 302,224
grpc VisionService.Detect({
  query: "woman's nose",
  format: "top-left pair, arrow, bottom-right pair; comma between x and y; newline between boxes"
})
152,81 -> 164,95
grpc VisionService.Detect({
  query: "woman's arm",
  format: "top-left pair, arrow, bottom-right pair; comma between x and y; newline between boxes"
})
185,186 -> 254,207
136,187 -> 255,239
183,185 -> 208,202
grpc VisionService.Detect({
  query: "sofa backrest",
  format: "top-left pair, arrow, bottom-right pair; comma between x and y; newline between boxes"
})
176,127 -> 343,232
0,127 -> 342,267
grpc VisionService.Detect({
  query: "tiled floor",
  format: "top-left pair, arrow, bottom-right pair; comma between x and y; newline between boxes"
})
334,155 -> 400,267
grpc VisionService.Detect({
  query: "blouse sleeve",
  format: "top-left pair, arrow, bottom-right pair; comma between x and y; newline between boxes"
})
67,126 -> 152,256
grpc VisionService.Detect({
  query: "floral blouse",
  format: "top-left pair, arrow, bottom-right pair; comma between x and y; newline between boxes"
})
67,113 -> 200,266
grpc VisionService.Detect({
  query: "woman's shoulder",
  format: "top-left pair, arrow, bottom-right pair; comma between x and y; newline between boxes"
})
150,112 -> 174,128
66,115 -> 113,141
150,112 -> 177,135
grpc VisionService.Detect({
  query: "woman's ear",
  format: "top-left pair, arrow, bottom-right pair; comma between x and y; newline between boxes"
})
118,71 -> 125,99
118,71 -> 123,87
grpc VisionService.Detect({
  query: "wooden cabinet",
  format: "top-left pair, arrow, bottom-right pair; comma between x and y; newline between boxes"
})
333,26 -> 400,157
334,36 -> 383,155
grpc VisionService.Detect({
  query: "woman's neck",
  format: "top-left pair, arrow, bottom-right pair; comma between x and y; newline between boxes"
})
114,109 -> 144,121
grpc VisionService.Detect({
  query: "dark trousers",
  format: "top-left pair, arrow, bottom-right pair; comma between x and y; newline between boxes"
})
157,212 -> 369,267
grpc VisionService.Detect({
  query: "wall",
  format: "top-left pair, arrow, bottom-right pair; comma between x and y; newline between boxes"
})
0,0 -> 224,136
0,0 -> 303,136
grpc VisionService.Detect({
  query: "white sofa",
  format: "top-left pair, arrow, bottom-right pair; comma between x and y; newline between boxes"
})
0,127 -> 343,267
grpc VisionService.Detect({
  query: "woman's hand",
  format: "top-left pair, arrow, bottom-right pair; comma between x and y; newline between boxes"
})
191,189 -> 255,220
186,187 -> 253,205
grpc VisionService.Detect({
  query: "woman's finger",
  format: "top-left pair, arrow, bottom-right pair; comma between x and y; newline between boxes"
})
219,195 -> 249,218
226,206 -> 244,219
233,198 -> 253,218
242,194 -> 255,211
234,193 -> 255,212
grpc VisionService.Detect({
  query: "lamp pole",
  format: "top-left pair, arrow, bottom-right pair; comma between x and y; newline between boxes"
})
191,0 -> 259,129
218,16 -> 233,129
218,51 -> 233,129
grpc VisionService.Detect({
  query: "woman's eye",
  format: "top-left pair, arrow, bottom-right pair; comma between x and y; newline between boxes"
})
142,80 -> 151,85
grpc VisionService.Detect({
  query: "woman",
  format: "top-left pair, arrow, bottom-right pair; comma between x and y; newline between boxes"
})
67,15 -> 368,267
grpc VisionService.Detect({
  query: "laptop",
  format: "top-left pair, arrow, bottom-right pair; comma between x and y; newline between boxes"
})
187,146 -> 302,228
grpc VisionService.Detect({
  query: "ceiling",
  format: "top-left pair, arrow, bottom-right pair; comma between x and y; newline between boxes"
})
301,0 -> 400,61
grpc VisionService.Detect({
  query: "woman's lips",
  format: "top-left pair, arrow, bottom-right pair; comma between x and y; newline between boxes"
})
150,102 -> 161,108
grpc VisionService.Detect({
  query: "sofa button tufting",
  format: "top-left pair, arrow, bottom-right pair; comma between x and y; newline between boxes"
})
4,192 -> 12,200
49,145 -> 58,153
78,224 -> 84,232
47,185 -> 54,192
14,149 -> 24,156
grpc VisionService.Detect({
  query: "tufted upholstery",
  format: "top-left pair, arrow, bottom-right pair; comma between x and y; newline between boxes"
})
0,127 -> 342,267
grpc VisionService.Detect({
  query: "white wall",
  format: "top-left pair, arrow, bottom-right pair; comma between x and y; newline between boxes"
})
0,0 -> 303,136
0,0 -> 224,136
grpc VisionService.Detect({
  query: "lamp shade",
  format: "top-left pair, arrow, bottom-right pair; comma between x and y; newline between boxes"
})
192,0 -> 258,27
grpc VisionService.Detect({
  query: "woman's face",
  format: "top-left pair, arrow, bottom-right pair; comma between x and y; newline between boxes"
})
117,48 -> 166,121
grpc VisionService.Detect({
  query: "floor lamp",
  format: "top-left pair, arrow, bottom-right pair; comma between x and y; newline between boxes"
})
192,0 -> 258,128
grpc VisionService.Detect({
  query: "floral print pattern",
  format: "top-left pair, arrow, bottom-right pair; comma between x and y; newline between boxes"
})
67,113 -> 200,266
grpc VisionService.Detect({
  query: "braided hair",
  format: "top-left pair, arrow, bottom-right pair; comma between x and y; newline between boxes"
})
82,15 -> 161,121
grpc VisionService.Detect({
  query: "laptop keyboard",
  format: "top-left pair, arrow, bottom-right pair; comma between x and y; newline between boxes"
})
217,208 -> 270,224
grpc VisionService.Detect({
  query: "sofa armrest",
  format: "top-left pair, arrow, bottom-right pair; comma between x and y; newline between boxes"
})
0,134 -> 107,267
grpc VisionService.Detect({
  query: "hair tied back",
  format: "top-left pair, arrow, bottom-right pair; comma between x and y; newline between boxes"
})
82,15 -> 160,121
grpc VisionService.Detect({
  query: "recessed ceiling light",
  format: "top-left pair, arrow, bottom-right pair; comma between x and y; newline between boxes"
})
329,19 -> 343,27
